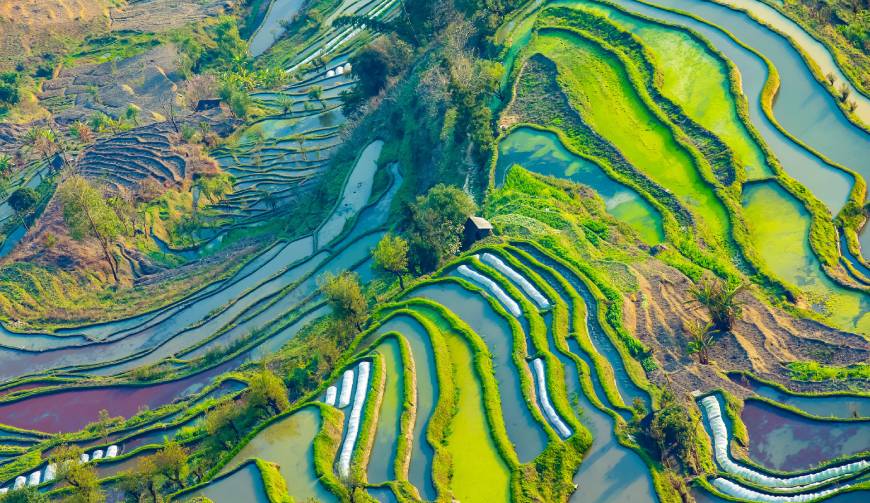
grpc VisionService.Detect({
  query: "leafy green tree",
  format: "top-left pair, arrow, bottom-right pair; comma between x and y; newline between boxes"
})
9,187 -> 39,229
203,400 -> 242,445
247,365 -> 290,416
372,233 -> 409,289
119,457 -> 161,503
193,172 -> 234,217
50,445 -> 104,503
88,112 -> 113,133
22,126 -> 58,165
320,271 -> 368,332
348,38 -> 412,98
648,391 -> 697,471
218,80 -> 252,118
96,409 -> 113,444
58,176 -> 125,283
275,95 -> 294,115
0,71 -> 19,110
0,486 -> 48,502
408,184 -> 477,272
152,440 -> 190,490
687,277 -> 746,332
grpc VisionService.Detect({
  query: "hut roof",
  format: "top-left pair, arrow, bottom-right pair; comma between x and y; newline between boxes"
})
467,216 -> 493,230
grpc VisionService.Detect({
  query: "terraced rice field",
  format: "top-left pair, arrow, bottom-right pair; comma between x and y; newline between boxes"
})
533,29 -> 732,246
1,0 -> 868,502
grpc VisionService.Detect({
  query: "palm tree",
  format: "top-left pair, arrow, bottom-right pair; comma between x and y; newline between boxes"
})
275,95 -> 294,115
307,85 -> 324,109
124,104 -> 140,127
23,126 -> 58,167
0,154 -> 12,177
686,277 -> 746,332
260,190 -> 278,213
685,320 -> 717,365
69,121 -> 95,145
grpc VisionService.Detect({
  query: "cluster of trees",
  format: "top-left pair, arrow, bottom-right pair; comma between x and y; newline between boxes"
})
644,390 -> 699,473
119,441 -> 190,503
319,184 -> 477,341
334,1 -> 514,198
684,276 -> 746,365
198,367 -> 289,464
0,72 -> 19,112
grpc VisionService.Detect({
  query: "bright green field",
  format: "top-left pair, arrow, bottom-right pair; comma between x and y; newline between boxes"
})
564,0 -> 772,180
742,181 -> 870,335
532,30 -> 732,248
421,308 -> 511,502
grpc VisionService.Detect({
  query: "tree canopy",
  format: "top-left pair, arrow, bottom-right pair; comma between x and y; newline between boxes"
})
372,233 -> 409,288
58,176 -> 127,283
320,271 -> 369,332
408,184 -> 477,272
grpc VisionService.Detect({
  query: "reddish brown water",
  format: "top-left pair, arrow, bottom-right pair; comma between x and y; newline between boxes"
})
0,361 -> 233,433
742,399 -> 870,471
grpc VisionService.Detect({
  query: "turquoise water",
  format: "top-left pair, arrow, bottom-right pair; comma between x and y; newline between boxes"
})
497,127 -> 664,244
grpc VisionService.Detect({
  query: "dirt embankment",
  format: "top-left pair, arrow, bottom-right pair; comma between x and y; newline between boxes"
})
626,260 -> 869,397
0,0 -> 112,71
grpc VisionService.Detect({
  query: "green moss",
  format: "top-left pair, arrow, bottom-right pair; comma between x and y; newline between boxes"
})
787,361 -> 870,382
253,458 -> 292,503
312,403 -> 348,500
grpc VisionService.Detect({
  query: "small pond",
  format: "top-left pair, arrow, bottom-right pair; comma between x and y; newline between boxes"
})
497,127 -> 664,244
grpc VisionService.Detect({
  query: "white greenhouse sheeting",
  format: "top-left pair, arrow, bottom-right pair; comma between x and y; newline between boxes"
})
327,69 -> 335,78
91,450 -> 103,461
325,385 -> 338,406
480,253 -> 550,309
712,477 -> 854,502
106,445 -> 119,458
700,396 -> 869,489
13,476 -> 25,489
339,369 -> 355,408
80,453 -> 90,463
43,463 -> 56,482
532,358 -> 572,438
337,361 -> 371,479
457,264 -> 522,317
27,471 -> 40,486
288,0 -> 397,73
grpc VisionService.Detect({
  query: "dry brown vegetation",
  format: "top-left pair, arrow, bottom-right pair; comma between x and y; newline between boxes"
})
626,260 -> 870,396
0,0 -> 113,71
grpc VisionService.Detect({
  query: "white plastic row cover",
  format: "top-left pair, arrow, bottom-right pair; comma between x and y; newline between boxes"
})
532,358 -> 572,438
457,264 -> 522,317
480,253 -> 550,309
337,361 -> 371,479
339,369 -> 355,408
700,396 -> 869,489
0,443 -> 120,494
325,385 -> 338,406
712,477 -> 857,502
325,63 -> 353,78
